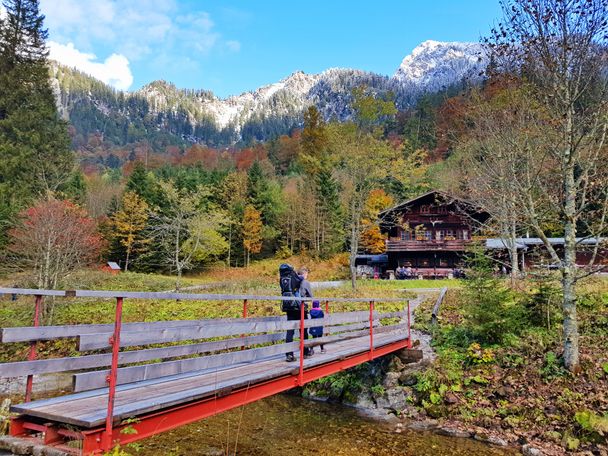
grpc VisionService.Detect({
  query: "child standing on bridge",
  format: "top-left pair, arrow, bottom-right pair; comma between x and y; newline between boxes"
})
309,300 -> 325,354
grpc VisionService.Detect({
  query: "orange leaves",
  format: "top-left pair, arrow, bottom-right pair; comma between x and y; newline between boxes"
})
242,205 -> 263,256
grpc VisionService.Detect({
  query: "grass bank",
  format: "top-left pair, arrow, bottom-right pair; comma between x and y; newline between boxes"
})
411,274 -> 608,455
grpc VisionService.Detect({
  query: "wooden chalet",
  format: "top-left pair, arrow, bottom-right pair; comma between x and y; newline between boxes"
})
379,191 -> 488,277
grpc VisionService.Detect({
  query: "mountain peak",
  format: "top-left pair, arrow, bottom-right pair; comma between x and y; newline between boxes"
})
393,40 -> 486,92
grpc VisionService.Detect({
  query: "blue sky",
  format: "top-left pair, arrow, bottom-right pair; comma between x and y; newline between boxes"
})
40,0 -> 503,97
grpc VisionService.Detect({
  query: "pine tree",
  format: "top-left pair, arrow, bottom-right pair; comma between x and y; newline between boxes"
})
0,0 -> 73,243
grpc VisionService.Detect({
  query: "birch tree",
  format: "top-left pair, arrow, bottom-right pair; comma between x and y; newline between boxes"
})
488,0 -> 608,371
151,181 -> 226,289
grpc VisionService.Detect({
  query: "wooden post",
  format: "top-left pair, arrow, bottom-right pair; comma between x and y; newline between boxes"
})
369,300 -> 374,360
103,296 -> 124,451
325,300 -> 329,314
407,299 -> 412,349
24,294 -> 43,402
298,301 -> 305,386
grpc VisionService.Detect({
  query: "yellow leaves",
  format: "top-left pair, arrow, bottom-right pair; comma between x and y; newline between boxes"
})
112,191 -> 150,252
360,189 -> 392,254
243,205 -> 263,255
360,225 -> 387,254
365,189 -> 394,219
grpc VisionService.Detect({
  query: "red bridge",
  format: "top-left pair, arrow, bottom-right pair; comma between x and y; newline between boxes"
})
0,288 -> 416,455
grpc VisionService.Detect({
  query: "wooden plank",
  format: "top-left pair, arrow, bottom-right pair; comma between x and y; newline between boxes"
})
0,332 -> 285,377
0,288 -> 66,297
0,315 -> 284,343
73,289 -> 407,303
77,311 -> 381,350
431,287 -> 448,324
1,287 -> 407,303
10,356 -> 259,411
306,324 -> 406,348
73,341 -> 300,392
87,366 -> 291,427
1,310 -> 404,344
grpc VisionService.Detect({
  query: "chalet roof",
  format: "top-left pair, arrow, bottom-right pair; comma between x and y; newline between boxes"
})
380,190 -> 484,217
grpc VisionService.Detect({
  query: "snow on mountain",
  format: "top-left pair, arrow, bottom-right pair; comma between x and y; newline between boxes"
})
393,40 -> 487,94
54,40 -> 489,145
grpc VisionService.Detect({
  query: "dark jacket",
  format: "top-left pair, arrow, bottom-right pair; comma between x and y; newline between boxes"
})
309,308 -> 324,337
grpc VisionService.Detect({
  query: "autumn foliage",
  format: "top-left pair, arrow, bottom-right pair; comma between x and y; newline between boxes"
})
9,199 -> 103,290
242,205 -> 262,266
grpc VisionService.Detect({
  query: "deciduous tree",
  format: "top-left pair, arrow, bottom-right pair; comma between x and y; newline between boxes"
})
112,191 -> 150,271
242,205 -> 262,267
7,199 -> 103,321
488,0 -> 608,371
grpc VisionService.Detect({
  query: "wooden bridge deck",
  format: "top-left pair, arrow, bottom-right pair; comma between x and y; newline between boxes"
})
11,331 -> 403,428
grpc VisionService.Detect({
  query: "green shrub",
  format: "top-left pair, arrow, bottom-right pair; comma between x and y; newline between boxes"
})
462,248 -> 524,344
574,410 -> 608,441
524,272 -> 561,329
539,351 -> 566,381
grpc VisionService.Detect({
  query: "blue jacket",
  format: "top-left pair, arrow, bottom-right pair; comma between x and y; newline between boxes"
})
309,308 -> 324,337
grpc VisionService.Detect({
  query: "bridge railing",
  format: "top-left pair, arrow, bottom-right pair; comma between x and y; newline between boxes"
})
0,287 -> 411,450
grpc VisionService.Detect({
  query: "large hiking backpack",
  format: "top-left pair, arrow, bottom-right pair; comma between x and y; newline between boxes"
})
279,263 -> 302,312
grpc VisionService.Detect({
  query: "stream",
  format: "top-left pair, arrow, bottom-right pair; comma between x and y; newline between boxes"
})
137,394 -> 519,456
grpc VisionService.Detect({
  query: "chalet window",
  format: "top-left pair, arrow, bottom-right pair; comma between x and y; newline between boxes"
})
438,206 -> 448,214
419,258 -> 431,267
420,205 -> 431,214
424,230 -> 432,241
400,230 -> 412,241
445,229 -> 455,240
436,230 -> 445,240
439,258 -> 449,267
457,230 -> 470,240
402,259 -> 413,267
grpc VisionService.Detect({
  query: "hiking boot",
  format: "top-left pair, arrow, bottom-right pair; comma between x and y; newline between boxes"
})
286,353 -> 295,362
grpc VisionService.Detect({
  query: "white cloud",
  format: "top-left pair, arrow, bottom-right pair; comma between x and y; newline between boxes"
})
40,0 -> 238,61
226,40 -> 241,52
48,41 -> 133,90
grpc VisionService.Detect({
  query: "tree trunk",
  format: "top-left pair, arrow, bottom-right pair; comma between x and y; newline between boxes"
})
227,223 -> 232,267
125,247 -> 130,272
508,219 -> 519,283
350,223 -> 358,290
562,158 -> 580,372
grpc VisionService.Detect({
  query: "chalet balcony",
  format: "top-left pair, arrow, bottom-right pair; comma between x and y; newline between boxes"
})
386,239 -> 472,252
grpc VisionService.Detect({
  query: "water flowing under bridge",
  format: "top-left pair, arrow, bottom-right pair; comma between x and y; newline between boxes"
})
0,288 -> 419,455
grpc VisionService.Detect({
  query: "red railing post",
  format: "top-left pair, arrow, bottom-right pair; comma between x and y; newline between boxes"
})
407,299 -> 412,349
298,300 -> 305,386
25,294 -> 43,402
103,296 -> 124,451
369,300 -> 374,360
325,300 -> 329,314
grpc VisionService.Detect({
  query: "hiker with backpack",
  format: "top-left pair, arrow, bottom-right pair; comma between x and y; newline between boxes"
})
279,264 -> 313,362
